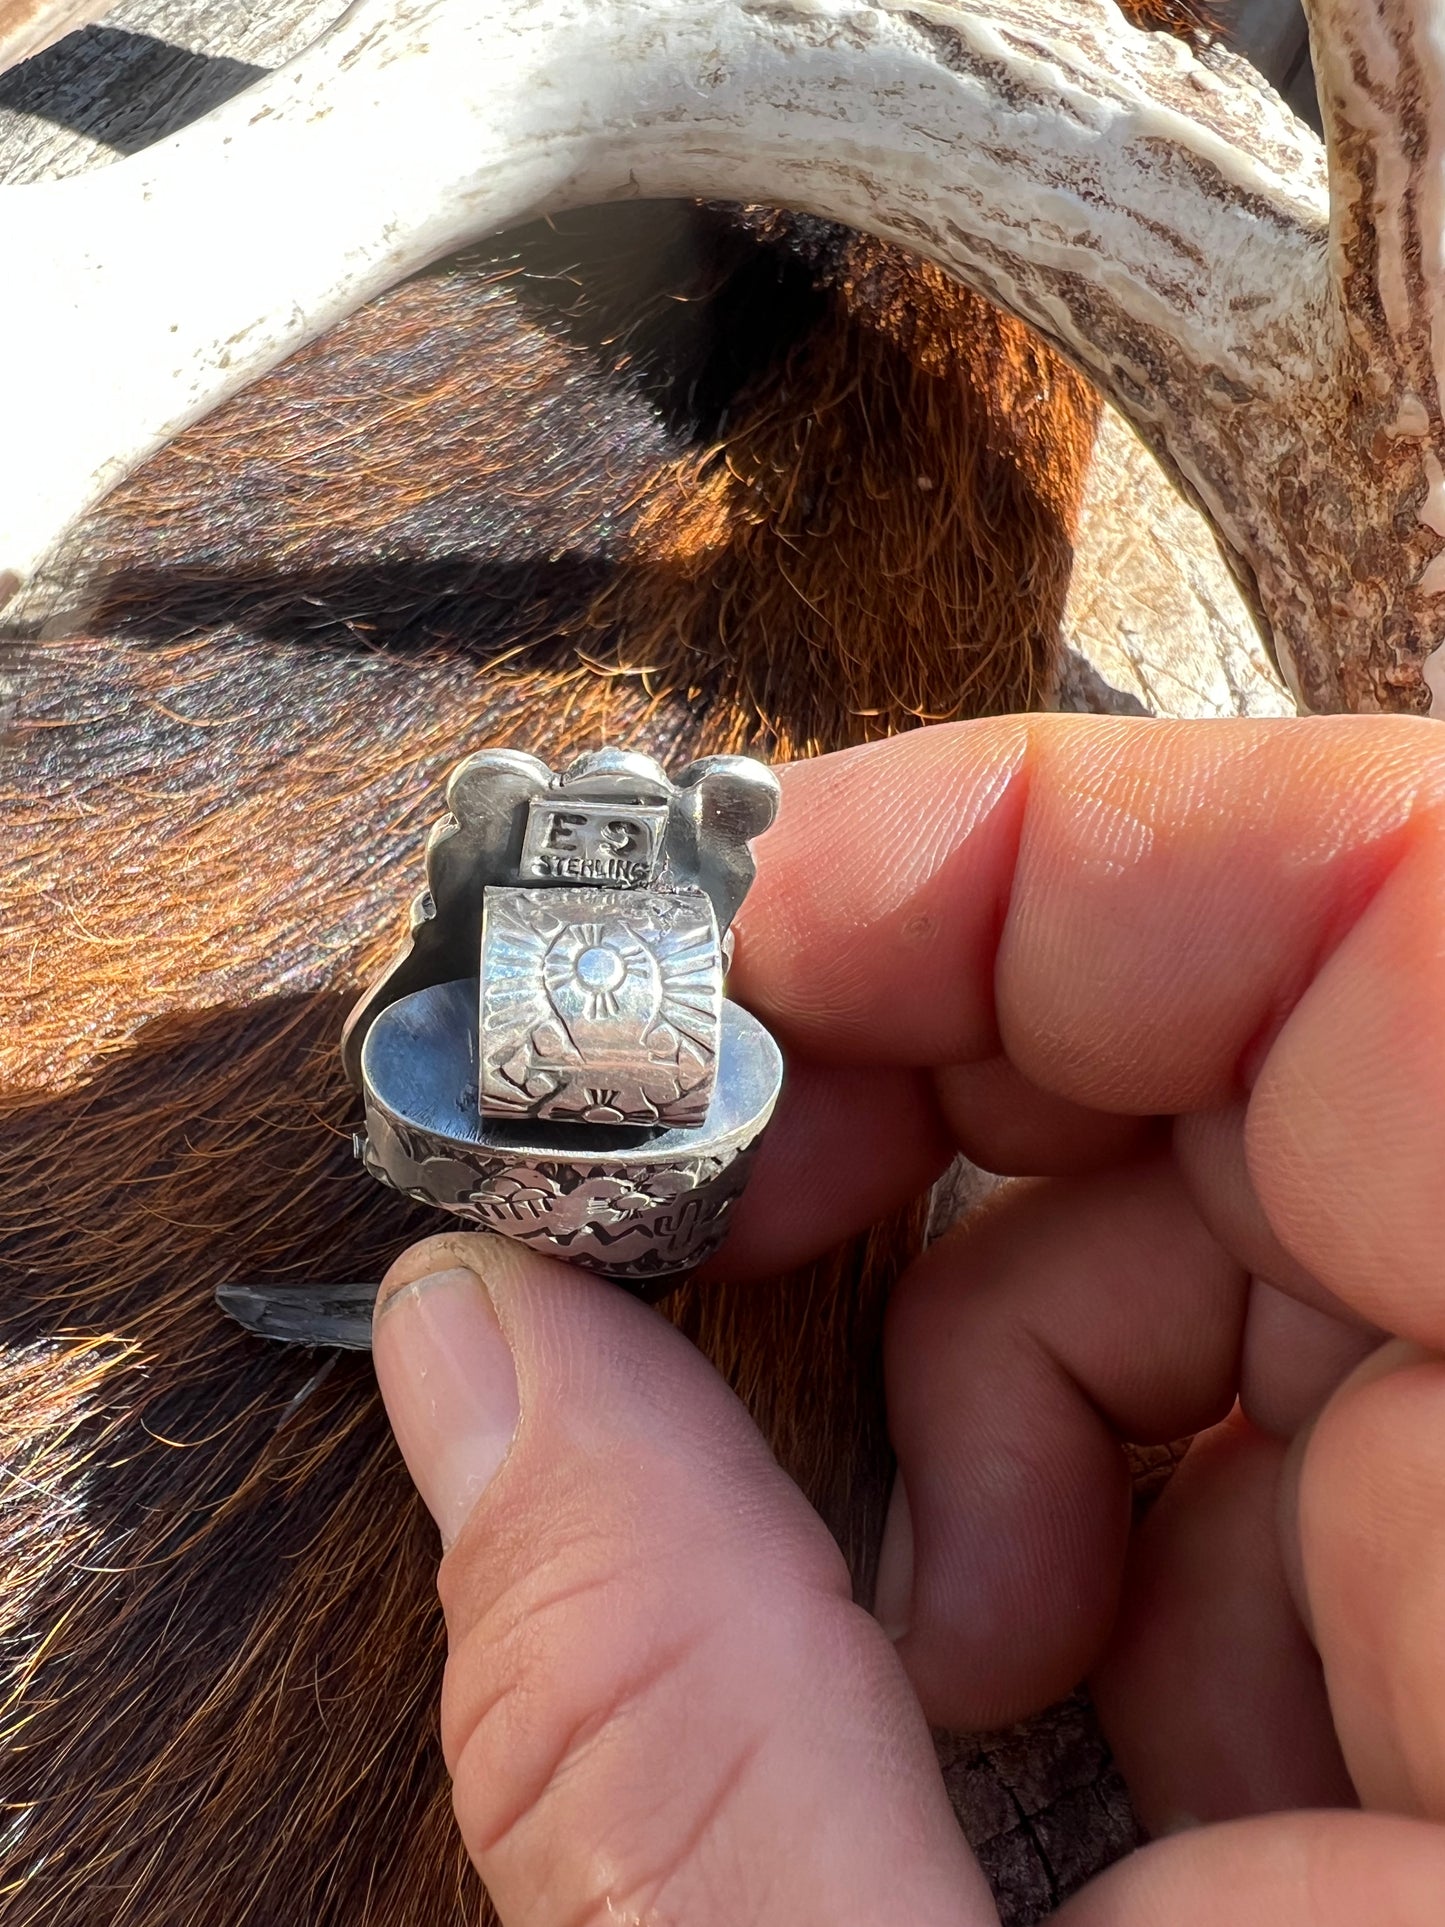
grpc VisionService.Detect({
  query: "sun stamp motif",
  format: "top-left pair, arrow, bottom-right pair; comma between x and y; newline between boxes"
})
480,885 -> 721,1126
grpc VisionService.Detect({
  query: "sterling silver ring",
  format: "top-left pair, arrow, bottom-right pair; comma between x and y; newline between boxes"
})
342,747 -> 783,1286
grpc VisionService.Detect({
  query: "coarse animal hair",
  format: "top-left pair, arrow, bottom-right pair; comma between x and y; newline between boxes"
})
0,4 -> 1216,1913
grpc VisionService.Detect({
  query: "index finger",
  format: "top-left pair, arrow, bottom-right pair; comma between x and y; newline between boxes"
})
731,715 -> 1445,1342
736,715 -> 1438,1101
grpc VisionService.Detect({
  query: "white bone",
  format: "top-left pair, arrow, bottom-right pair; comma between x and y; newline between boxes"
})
0,0 -> 1435,714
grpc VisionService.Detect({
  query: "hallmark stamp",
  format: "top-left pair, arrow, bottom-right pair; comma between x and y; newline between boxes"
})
519,796 -> 666,888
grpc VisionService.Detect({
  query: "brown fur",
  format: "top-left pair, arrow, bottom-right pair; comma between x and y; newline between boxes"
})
0,6 -> 1215,1906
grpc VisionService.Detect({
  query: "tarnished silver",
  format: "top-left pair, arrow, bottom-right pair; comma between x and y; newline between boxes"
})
341,746 -> 778,1085
479,885 -> 721,1127
341,746 -> 783,1286
360,979 -> 779,1281
218,749 -> 781,1342
217,1281 -> 378,1351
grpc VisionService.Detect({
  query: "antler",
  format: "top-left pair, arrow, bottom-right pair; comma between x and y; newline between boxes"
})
0,0 -> 1437,712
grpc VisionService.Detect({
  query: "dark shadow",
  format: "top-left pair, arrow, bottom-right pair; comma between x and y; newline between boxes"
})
1057,646 -> 1152,718
82,552 -> 617,663
492,202 -> 836,446
0,24 -> 265,153
38,207 -> 862,661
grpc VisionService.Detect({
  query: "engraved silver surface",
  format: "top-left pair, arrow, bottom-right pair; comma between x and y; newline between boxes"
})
342,747 -> 780,1088
344,746 -> 782,1282
479,885 -> 721,1127
360,978 -> 781,1280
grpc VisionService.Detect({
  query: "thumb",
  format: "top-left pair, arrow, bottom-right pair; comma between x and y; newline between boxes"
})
372,1232 -> 994,1927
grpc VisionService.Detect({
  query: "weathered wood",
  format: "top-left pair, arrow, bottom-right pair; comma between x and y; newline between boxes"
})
0,0 -> 343,179
1061,404 -> 1292,718
0,8 -> 1295,1925
0,0 -> 109,77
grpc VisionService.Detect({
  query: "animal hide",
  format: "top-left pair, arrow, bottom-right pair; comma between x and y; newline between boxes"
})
0,3 -> 1231,1919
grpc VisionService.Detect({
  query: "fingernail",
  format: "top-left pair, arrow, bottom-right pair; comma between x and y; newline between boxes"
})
372,1264 -> 520,1546
873,1473 -> 914,1641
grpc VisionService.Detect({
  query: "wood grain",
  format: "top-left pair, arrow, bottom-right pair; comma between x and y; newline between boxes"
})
0,0 -> 109,80
0,0 -> 343,182
0,6 -> 1299,1923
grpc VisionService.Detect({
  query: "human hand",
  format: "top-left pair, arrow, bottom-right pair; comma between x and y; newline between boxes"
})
372,715 -> 1445,1925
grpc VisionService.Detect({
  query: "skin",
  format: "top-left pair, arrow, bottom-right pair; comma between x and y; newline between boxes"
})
371,715 -> 1445,1924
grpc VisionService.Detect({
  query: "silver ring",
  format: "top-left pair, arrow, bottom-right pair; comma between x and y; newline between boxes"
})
343,747 -> 782,1284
